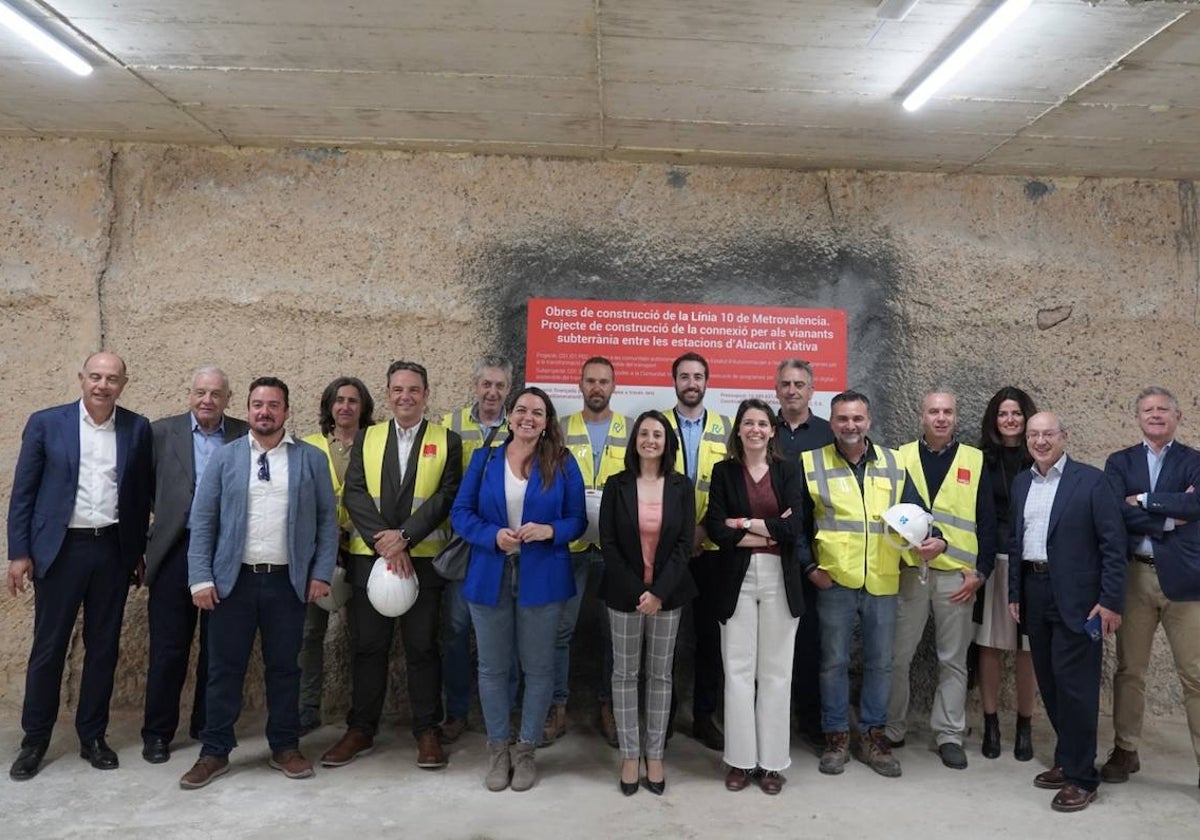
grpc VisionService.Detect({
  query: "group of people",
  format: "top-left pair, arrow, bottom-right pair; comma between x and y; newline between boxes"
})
5,350 -> 1199,814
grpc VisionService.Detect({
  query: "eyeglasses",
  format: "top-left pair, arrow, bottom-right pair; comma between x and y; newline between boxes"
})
257,452 -> 270,481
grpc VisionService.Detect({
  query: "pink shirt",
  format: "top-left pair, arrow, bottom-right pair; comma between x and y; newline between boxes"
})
638,498 -> 663,586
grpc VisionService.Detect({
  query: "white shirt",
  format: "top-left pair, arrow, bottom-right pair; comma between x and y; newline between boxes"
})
1022,453 -> 1067,562
395,420 -> 420,484
504,456 -> 528,555
1138,439 -> 1175,557
69,400 -> 119,528
243,435 -> 292,567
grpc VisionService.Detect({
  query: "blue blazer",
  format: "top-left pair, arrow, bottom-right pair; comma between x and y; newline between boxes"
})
1106,441 -> 1200,601
187,436 -> 337,602
1008,456 -> 1128,630
6,401 -> 152,576
451,443 -> 586,607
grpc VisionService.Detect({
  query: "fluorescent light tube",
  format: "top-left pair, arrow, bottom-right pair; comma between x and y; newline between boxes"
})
903,0 -> 1031,112
0,1 -> 92,76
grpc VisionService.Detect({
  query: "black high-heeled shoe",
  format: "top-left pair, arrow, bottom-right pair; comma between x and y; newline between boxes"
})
620,758 -> 639,796
643,775 -> 665,795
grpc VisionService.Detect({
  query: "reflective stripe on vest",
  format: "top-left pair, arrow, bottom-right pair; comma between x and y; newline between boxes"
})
664,409 -> 732,550
347,421 -> 451,557
803,443 -> 906,596
443,406 -> 506,472
898,441 -> 982,571
560,412 -> 629,552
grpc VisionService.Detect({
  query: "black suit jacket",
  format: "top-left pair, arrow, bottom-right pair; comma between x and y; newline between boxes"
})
1008,456 -> 1128,630
1106,441 -> 1200,601
705,458 -> 810,622
145,411 -> 248,585
343,418 -> 462,584
598,470 -> 697,612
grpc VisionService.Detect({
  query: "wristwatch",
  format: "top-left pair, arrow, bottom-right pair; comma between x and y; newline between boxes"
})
399,528 -> 411,544
740,518 -> 753,531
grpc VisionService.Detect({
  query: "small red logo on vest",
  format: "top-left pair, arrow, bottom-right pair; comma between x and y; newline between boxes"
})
423,444 -> 438,457
957,467 -> 971,484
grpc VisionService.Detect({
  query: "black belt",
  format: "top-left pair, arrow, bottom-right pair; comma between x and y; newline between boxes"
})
243,563 -> 288,574
67,524 -> 118,538
1132,554 -> 1156,567
1022,561 -> 1050,574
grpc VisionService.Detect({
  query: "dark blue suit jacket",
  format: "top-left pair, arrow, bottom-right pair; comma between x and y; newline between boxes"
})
7,401 -> 153,577
1008,456 -> 1128,630
1106,441 -> 1200,601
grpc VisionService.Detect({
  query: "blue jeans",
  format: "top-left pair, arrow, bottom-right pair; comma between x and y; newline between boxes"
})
444,579 -> 520,720
202,568 -> 305,756
817,583 -> 896,733
468,561 -> 565,744
553,549 -> 612,706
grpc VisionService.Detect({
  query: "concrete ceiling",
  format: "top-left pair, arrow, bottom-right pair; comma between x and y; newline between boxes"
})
1,0 -> 1199,177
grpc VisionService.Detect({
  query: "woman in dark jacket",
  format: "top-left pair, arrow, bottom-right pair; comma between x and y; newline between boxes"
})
706,398 -> 809,795
599,410 -> 696,796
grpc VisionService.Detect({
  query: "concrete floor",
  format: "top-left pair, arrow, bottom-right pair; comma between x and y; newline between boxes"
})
3,707 -> 1196,839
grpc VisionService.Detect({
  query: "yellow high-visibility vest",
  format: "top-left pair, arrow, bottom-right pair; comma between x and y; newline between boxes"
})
560,411 -> 629,552
443,405 -> 506,471
301,432 -> 354,542
803,442 -> 906,595
898,441 -> 982,573
664,409 -> 732,552
346,421 -> 450,558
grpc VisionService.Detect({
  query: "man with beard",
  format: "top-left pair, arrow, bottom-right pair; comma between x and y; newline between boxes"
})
544,357 -> 627,746
662,352 -> 731,751
180,377 -> 337,788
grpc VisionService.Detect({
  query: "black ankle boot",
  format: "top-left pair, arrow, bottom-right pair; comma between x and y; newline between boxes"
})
981,713 -> 1001,759
1014,715 -> 1033,762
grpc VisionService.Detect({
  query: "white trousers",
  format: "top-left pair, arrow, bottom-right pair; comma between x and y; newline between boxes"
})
720,553 -> 799,772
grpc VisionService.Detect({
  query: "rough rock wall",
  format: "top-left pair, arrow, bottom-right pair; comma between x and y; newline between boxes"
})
2,139 -> 1196,725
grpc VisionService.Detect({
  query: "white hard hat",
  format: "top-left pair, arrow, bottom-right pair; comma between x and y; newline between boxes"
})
367,557 -> 419,617
315,564 -> 352,612
882,503 -> 934,551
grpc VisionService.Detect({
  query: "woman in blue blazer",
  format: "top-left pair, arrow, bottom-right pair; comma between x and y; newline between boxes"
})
451,387 -> 586,793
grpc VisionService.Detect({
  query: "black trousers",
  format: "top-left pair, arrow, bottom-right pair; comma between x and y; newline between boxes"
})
142,534 -> 208,743
689,549 -> 724,720
22,528 -> 128,747
346,554 -> 446,737
790,575 -> 822,735
1023,568 -> 1102,791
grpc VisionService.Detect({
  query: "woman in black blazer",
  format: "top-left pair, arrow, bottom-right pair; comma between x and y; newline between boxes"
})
599,409 -> 696,797
706,398 -> 809,795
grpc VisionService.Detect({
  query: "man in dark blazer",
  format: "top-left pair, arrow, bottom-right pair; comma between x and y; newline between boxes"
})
140,366 -> 248,764
6,351 -> 153,781
1008,412 -> 1126,812
321,361 -> 462,771
1101,386 -> 1200,789
178,376 -> 336,789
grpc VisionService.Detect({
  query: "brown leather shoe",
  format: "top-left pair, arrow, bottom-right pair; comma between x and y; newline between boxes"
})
1033,765 -> 1067,789
1100,746 -> 1140,783
416,731 -> 447,769
758,769 -> 785,795
269,749 -> 314,779
179,754 -> 229,789
724,765 -> 753,791
1051,783 -> 1097,812
320,729 -> 374,767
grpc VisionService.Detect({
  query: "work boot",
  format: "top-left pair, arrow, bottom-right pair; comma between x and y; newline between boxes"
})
1014,715 -> 1033,762
540,703 -> 566,746
857,727 -> 902,778
818,731 -> 850,775
981,713 -> 1001,759
510,741 -> 537,792
1100,746 -> 1140,783
485,742 -> 511,791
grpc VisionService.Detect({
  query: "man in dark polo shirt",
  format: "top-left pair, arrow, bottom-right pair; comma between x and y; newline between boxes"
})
774,359 -> 834,747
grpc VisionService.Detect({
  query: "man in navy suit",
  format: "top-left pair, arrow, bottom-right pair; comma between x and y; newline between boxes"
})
1101,386 -> 1200,789
6,351 -> 153,781
1008,412 -> 1126,812
178,376 -> 337,789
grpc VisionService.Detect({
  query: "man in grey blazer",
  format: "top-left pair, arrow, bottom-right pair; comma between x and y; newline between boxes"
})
141,366 -> 248,764
179,376 -> 337,789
